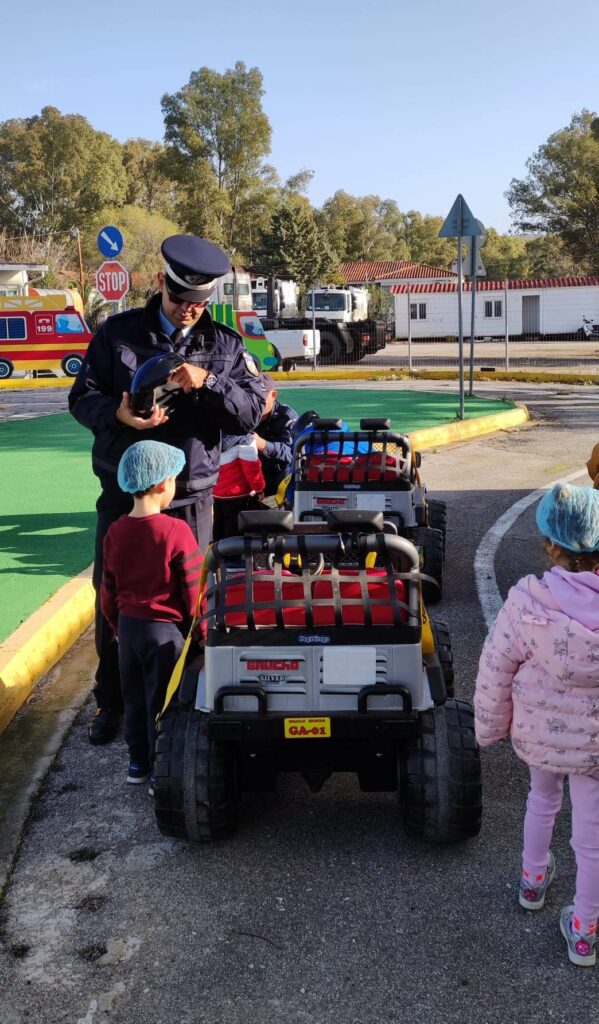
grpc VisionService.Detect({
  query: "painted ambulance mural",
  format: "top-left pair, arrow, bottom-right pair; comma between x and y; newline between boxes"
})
0,298 -> 93,378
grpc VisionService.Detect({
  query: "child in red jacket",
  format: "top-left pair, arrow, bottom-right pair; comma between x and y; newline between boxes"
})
212,433 -> 266,541
101,441 -> 202,789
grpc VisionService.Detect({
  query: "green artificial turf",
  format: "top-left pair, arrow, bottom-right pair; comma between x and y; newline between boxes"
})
276,387 -> 515,432
0,388 -> 516,643
0,415 -> 98,643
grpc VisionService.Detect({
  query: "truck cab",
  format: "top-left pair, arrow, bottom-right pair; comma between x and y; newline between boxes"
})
305,286 -> 369,323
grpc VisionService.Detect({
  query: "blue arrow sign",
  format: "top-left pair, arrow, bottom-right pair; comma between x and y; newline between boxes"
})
438,195 -> 483,238
97,225 -> 124,258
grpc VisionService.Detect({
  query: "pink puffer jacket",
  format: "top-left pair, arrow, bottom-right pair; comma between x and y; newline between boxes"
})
474,567 -> 599,774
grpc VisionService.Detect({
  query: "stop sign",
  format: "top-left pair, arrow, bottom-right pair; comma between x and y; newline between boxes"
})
96,260 -> 129,302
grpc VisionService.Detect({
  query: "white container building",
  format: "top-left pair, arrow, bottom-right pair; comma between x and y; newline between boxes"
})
390,276 -> 599,339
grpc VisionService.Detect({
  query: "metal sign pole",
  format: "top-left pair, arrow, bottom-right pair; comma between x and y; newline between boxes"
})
311,284 -> 317,371
468,235 -> 478,397
504,280 -> 509,371
407,285 -> 412,372
457,212 -> 465,420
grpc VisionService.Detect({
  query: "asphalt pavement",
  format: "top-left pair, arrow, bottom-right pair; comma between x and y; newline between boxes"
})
1,381 -> 598,1023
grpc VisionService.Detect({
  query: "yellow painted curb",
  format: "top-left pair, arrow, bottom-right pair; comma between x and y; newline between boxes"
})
0,566 -> 95,735
409,403 -> 529,450
0,377 -> 73,390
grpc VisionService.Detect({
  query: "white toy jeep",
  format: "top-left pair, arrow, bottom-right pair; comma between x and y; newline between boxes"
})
291,418 -> 446,603
153,510 -> 481,844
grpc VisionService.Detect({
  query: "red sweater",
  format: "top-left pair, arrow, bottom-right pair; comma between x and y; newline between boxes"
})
101,514 -> 203,635
213,439 -> 266,499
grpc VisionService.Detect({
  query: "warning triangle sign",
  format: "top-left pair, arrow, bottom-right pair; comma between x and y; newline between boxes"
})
438,194 -> 484,238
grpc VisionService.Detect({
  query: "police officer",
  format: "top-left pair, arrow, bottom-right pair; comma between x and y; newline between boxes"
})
254,373 -> 298,498
69,235 -> 265,745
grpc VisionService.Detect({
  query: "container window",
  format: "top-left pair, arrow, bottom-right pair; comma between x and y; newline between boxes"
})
484,301 -> 493,318
494,300 -> 503,318
419,303 -> 427,320
410,303 -> 417,320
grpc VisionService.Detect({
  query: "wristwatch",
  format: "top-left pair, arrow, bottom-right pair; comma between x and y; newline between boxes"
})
204,373 -> 218,390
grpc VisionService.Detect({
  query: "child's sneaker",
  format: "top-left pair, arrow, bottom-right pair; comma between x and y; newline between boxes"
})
519,850 -> 556,910
560,906 -> 597,967
127,761 -> 151,785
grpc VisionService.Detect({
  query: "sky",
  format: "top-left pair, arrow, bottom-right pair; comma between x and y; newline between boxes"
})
3,0 -> 598,235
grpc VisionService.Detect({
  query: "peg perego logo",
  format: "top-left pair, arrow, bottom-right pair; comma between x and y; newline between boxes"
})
298,634 -> 331,644
245,660 -> 300,671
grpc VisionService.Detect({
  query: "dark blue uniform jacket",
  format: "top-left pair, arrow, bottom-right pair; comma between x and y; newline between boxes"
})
69,295 -> 265,502
258,399 -> 298,496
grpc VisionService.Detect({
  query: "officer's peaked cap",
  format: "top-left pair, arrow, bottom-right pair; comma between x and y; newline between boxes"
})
161,235 -> 231,302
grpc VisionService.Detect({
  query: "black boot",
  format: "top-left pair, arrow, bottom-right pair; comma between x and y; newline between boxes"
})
88,708 -> 120,745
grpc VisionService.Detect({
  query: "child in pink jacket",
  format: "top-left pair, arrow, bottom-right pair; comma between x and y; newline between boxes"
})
474,482 -> 599,968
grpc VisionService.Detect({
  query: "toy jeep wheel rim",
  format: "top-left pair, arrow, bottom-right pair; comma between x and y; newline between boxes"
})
0,359 -> 13,379
399,698 -> 482,843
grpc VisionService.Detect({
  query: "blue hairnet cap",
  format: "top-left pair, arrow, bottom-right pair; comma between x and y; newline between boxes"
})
536,482 -> 599,552
117,441 -> 185,494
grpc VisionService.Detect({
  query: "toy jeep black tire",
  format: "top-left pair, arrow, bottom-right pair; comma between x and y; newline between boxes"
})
430,619 -> 454,698
399,698 -> 482,843
427,498 -> 447,553
154,705 -> 238,842
413,526 -> 444,604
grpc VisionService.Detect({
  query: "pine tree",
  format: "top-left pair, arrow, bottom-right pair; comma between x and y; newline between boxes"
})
255,201 -> 337,289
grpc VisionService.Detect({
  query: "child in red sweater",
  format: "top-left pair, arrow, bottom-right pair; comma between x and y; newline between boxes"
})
212,432 -> 266,541
101,441 -> 202,788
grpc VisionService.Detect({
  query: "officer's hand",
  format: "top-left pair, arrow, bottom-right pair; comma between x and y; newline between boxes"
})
168,362 -> 209,393
116,392 -> 169,429
253,433 -> 267,452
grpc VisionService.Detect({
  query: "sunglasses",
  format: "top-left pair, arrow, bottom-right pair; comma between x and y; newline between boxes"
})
165,287 -> 208,308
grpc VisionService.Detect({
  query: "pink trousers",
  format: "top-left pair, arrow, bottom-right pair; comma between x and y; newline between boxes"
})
522,766 -> 599,934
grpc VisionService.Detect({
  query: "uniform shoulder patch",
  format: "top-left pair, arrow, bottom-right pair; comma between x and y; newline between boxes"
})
242,349 -> 260,375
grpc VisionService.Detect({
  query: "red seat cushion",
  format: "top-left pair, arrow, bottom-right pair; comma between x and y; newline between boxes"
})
221,569 -> 407,627
304,453 -> 400,484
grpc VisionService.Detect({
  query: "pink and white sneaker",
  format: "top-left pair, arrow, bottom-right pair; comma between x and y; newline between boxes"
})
560,906 -> 597,967
519,850 -> 556,910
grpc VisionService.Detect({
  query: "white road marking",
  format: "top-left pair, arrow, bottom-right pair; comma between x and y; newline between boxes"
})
474,469 -> 588,629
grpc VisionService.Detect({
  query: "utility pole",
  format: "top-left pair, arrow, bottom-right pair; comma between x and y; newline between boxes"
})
71,228 -> 85,301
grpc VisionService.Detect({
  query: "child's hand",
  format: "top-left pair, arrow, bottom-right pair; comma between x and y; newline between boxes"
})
116,392 -> 169,429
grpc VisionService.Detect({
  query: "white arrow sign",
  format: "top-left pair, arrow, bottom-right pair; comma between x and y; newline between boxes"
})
100,230 -> 119,252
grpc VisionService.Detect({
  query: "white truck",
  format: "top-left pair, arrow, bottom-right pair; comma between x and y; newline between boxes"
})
257,282 -> 391,365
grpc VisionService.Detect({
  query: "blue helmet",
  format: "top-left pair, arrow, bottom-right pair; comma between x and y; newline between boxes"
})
130,352 -> 186,418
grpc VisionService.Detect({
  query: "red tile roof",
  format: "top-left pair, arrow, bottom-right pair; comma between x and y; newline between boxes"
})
390,276 -> 599,294
339,259 -> 456,283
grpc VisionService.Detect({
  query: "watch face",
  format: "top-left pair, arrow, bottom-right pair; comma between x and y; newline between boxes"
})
205,373 -> 218,389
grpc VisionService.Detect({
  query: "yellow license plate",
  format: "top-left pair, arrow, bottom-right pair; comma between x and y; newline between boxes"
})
284,717 -> 331,739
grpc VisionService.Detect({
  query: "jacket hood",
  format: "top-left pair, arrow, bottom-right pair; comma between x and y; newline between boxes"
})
515,569 -> 599,686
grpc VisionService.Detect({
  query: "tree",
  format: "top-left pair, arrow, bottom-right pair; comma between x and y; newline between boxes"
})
318,191 -> 407,262
399,211 -> 456,268
161,62 -> 273,255
478,228 -> 529,280
84,205 -> 181,302
506,110 -> 599,272
0,106 -> 126,234
255,200 -> 338,292
121,138 -> 179,220
524,233 -> 579,278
